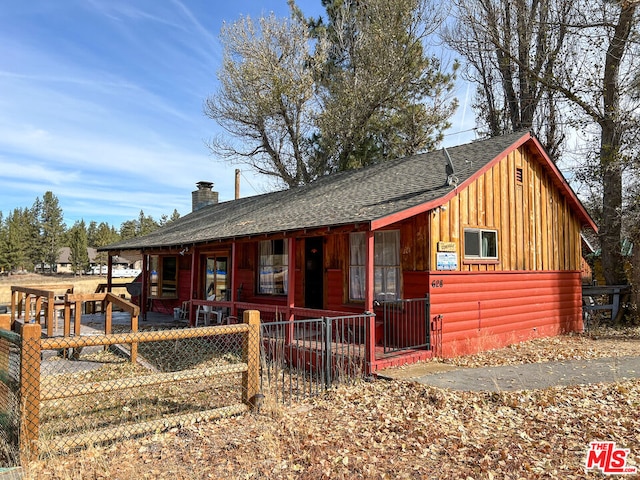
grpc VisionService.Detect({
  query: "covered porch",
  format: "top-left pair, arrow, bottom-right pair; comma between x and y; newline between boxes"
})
104,236 -> 434,374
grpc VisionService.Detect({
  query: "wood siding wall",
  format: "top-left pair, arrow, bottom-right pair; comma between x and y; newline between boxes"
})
430,145 -> 583,272
429,271 -> 583,357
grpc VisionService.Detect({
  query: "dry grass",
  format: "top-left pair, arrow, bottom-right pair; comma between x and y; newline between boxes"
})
0,273 -> 137,305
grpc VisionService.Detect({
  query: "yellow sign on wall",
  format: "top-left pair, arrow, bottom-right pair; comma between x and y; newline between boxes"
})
437,241 -> 456,252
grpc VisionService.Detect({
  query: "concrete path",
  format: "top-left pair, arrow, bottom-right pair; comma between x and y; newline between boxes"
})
378,356 -> 640,392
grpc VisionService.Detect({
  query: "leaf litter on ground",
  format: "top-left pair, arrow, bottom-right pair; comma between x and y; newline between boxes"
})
24,328 -> 640,479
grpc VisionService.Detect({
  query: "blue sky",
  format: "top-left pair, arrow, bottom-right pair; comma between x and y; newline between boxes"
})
0,0 -> 475,228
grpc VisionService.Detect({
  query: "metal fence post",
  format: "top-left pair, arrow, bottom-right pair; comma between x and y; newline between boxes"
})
242,310 -> 261,409
425,293 -> 431,350
365,312 -> 376,375
323,318 -> 332,389
20,323 -> 41,462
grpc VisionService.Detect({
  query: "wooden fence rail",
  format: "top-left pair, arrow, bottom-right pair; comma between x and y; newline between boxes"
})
10,285 -> 74,337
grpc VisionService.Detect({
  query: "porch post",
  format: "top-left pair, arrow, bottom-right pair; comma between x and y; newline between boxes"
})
189,247 -> 198,326
141,253 -> 148,320
286,237 -> 296,344
365,231 -> 374,312
107,254 -> 113,292
365,231 -> 376,372
230,242 -> 238,317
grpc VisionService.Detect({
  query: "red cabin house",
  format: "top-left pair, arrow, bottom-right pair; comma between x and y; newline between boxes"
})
101,131 -> 597,372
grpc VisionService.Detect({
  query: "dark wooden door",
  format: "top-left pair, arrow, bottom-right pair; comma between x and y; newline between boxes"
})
305,237 -> 324,309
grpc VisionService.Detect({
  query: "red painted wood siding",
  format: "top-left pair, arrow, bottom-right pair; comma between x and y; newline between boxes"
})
327,269 -> 345,310
429,270 -> 582,357
403,271 -> 429,299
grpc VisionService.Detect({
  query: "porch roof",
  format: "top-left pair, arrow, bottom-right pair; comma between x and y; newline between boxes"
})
101,131 -> 595,251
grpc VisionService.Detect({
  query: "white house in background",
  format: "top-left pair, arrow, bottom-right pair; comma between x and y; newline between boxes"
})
51,247 -> 141,276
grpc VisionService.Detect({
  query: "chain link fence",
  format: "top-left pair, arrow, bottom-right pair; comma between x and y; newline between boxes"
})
0,310 -> 260,464
0,317 -> 21,467
0,308 -> 373,465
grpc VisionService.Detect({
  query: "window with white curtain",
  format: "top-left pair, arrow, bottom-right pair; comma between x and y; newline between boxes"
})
258,239 -> 288,295
349,231 -> 400,301
349,233 -> 366,301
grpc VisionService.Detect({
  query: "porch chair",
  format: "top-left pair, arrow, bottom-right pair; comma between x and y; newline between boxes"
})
195,295 -> 222,326
178,301 -> 190,321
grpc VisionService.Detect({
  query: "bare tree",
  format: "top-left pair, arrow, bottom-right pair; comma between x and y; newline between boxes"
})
448,0 -> 640,290
444,0 -> 571,159
205,13 -> 324,188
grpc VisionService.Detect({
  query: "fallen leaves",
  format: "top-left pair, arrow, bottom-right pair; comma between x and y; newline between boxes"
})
23,330 -> 640,479
443,326 -> 640,368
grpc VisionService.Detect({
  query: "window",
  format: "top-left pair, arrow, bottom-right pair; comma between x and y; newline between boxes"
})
258,239 -> 288,295
464,228 -> 498,259
149,255 -> 178,298
349,231 -> 400,302
204,254 -> 229,300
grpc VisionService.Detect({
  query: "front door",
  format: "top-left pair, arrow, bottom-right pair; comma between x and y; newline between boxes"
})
305,237 -> 324,309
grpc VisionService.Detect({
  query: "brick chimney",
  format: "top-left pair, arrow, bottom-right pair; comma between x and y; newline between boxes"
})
192,181 -> 219,212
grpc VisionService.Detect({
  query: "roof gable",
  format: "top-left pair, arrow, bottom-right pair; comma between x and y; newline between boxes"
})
103,131 -> 596,251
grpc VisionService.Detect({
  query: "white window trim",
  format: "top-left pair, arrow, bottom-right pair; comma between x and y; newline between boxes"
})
464,228 -> 498,260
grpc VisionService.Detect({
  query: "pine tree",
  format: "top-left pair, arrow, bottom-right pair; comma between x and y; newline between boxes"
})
68,220 -> 89,275
37,192 -> 65,273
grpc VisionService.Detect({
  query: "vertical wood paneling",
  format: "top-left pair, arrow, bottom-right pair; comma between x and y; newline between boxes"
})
485,166 -> 494,227
449,195 -> 460,250
527,161 -> 535,269
499,159 -> 509,271
492,165 -> 501,228
467,180 -> 477,226
540,175 -> 549,269
326,270 -> 344,310
477,174 -> 485,226
459,187 -> 469,226
400,219 -> 415,271
430,210 -> 440,271
417,213 -> 429,271
507,153 -> 516,269
427,142 -> 583,276
536,165 -> 543,270
439,200 -> 450,242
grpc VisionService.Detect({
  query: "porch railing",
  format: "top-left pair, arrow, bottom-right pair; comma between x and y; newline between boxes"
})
377,295 -> 430,354
259,313 -> 374,404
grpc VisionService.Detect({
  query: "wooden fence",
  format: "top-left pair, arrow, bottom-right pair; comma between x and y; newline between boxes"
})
3,310 -> 261,463
10,284 -> 74,337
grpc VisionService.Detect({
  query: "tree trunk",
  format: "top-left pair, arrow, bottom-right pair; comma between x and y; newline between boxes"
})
632,232 -> 640,323
599,3 -> 636,286
599,133 -> 625,286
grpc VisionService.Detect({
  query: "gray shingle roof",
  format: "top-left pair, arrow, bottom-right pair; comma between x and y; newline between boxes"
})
102,131 -> 534,251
